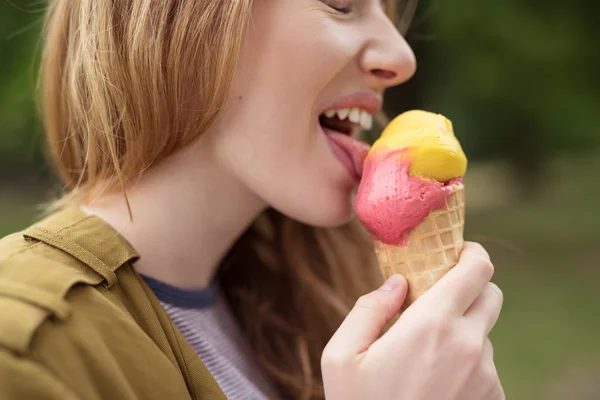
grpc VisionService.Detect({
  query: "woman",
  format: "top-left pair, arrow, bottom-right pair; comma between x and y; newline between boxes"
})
0,0 -> 504,399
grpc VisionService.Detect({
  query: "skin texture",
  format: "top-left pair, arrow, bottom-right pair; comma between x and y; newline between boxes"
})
322,243 -> 505,400
211,0 -> 416,226
83,1 -> 504,397
84,0 -> 416,288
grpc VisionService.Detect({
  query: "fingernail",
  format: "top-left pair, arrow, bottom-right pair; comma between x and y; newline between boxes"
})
380,275 -> 403,291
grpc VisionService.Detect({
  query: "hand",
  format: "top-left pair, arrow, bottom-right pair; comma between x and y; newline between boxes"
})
322,242 -> 505,400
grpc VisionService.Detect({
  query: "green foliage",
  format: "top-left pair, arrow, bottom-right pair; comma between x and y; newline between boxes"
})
1,2 -> 599,397
418,0 -> 600,163
0,1 -> 45,166
0,0 -> 599,171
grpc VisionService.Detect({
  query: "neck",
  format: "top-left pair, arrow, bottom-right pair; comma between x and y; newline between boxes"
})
81,142 -> 266,289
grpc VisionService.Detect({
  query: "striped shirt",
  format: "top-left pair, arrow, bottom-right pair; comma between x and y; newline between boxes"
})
142,275 -> 280,400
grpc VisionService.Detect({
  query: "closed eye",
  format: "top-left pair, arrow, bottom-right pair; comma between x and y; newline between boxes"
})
320,0 -> 353,14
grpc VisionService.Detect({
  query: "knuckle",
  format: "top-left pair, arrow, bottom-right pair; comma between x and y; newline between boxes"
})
460,337 -> 484,363
321,346 -> 351,371
466,241 -> 490,259
479,243 -> 491,259
434,318 -> 452,339
479,366 -> 501,397
482,365 -> 500,386
476,257 -> 495,280
422,314 -> 453,344
355,294 -> 372,308
487,283 -> 504,305
355,293 -> 384,311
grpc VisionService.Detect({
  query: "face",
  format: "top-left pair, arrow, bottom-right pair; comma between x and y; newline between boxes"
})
210,0 -> 416,227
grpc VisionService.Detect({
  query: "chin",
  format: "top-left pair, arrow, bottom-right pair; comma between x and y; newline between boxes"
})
317,213 -> 355,228
289,190 -> 356,228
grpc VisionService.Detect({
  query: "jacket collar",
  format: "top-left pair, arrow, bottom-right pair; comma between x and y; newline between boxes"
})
22,206 -> 140,287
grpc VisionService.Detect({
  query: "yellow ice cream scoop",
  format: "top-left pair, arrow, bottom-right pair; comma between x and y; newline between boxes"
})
371,110 -> 467,182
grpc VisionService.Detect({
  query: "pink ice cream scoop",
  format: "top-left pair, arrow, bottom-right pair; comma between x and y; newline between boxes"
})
356,149 -> 461,245
355,110 -> 467,245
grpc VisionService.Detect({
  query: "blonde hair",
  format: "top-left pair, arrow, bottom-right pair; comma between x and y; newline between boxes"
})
40,1 -> 415,398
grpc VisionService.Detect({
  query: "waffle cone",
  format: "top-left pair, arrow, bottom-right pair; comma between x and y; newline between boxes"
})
374,183 -> 466,306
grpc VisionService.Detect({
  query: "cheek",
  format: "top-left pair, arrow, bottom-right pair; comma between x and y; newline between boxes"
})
214,106 -> 356,227
237,5 -> 354,113
226,6 -> 361,167
211,4 -> 361,226
218,10 -> 341,169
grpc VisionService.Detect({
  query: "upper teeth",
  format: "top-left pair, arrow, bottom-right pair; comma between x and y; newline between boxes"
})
323,108 -> 373,130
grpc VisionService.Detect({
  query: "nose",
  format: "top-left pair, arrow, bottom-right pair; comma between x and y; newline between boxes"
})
359,17 -> 417,90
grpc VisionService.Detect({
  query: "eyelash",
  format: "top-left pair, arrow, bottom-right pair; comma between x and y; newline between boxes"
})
322,0 -> 353,14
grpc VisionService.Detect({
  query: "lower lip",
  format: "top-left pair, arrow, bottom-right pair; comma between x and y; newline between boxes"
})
322,127 -> 370,182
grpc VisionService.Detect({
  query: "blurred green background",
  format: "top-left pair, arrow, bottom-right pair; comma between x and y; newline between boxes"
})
1,1 -> 599,399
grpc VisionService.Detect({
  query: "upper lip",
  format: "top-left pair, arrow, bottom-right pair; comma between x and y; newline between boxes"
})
321,92 -> 383,115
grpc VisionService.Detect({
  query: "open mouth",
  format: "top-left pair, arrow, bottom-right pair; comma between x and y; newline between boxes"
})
319,108 -> 373,136
319,107 -> 373,181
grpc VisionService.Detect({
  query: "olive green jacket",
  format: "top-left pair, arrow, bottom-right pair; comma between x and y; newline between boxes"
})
0,206 -> 227,399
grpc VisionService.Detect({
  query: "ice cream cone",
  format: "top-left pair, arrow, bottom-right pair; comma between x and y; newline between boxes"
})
373,182 -> 466,306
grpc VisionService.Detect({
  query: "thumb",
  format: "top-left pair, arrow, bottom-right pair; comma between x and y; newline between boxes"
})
325,274 -> 407,357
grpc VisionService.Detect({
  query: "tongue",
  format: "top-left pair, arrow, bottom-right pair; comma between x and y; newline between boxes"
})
325,130 -> 371,177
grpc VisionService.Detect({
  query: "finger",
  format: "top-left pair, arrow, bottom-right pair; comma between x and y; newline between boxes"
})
488,382 -> 506,400
462,339 -> 500,400
421,242 -> 495,314
324,275 -> 407,358
465,282 -> 504,336
480,340 -> 505,400
463,241 -> 491,259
